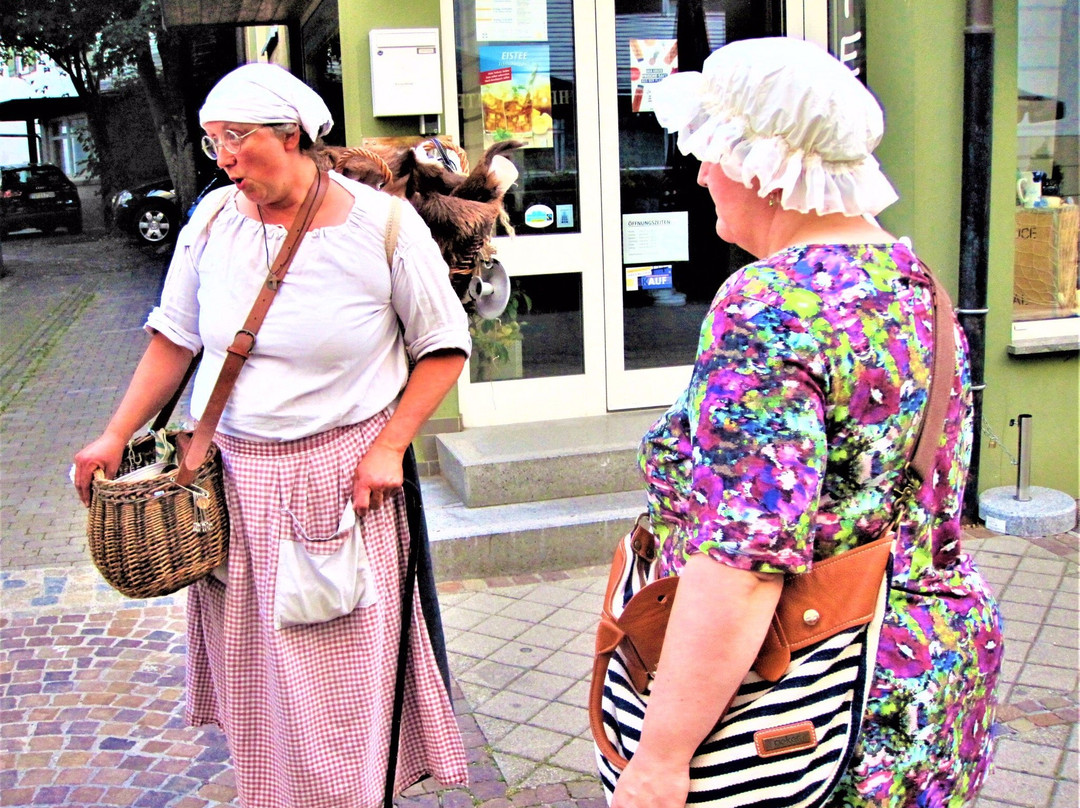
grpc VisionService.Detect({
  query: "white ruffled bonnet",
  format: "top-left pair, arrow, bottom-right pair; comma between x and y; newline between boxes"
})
652,37 -> 898,217
199,63 -> 333,142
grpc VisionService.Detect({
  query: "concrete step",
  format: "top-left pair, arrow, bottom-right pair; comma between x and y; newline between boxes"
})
420,474 -> 647,580
435,409 -> 665,507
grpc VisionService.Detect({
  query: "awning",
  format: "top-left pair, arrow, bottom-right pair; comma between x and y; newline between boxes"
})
160,0 -> 310,26
0,96 -> 85,122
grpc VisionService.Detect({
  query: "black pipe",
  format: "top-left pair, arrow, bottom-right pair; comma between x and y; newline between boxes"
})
957,0 -> 994,521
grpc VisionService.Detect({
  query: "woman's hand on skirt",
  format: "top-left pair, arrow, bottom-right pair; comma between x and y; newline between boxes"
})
352,443 -> 405,517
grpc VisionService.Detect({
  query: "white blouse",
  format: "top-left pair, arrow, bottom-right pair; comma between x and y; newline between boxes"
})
147,172 -> 470,441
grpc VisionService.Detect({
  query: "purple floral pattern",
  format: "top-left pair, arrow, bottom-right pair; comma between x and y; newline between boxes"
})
640,244 -> 1003,807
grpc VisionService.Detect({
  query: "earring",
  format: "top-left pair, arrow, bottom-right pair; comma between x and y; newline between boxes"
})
767,191 -> 780,208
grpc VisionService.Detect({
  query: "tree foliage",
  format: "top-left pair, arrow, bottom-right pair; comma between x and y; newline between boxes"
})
1,0 -> 198,215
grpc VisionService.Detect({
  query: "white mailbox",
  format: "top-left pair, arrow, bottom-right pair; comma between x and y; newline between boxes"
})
369,28 -> 443,117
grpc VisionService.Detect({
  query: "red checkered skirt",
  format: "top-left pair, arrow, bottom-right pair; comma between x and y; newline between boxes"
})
184,411 -> 467,808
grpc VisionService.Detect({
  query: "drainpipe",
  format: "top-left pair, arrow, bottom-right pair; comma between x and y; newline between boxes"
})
957,0 -> 994,520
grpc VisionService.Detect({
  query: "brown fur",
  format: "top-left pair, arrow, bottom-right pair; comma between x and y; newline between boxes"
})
318,140 -> 522,296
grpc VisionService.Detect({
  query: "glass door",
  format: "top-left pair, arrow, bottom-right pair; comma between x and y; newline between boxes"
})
598,0 -> 788,409
452,0 -> 608,427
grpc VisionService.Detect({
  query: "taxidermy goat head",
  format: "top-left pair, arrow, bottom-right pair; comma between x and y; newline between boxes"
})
318,139 -> 521,300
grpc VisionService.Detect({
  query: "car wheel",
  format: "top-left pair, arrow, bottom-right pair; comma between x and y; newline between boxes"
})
67,217 -> 83,235
134,202 -> 177,244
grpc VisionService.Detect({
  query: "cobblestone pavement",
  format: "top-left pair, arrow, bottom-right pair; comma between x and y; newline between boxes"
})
2,233 -> 1077,807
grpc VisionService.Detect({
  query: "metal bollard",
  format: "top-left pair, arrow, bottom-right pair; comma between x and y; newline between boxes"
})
1015,413 -> 1032,502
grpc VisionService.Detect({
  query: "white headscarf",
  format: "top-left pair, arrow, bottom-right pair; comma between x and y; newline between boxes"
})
199,62 -> 333,142
652,37 -> 898,217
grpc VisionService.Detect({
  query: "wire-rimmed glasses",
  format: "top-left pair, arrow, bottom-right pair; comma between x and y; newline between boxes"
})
200,126 -> 265,160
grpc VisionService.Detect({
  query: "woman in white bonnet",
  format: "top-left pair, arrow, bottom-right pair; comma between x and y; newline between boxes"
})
597,38 -> 1002,808
73,63 -> 469,806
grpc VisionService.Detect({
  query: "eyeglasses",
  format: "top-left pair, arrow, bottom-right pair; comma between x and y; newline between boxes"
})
200,126 -> 265,160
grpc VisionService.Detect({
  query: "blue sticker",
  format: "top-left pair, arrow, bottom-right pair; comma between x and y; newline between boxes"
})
638,266 -> 672,290
556,204 -> 574,228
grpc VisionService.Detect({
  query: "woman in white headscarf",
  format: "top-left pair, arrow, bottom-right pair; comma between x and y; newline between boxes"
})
73,63 -> 470,807
596,38 -> 1002,808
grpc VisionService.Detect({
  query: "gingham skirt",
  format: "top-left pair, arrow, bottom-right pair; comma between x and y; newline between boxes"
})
184,411 -> 467,808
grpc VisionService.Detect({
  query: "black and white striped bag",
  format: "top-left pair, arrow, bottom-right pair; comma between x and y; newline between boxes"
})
590,520 -> 892,808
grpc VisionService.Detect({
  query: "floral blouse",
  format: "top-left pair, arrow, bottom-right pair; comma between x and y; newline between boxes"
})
640,244 -> 1003,807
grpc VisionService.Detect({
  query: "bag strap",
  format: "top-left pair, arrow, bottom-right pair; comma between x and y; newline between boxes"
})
385,196 -> 401,268
884,268 -> 956,518
908,272 -> 956,487
175,170 -> 329,487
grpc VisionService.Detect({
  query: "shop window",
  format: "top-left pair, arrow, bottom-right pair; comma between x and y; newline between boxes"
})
1011,0 -> 1079,353
454,0 -> 580,233
468,273 -> 585,382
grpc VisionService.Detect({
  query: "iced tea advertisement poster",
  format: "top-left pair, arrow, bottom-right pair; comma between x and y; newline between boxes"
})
476,0 -> 548,42
629,39 -> 677,113
479,45 -> 553,150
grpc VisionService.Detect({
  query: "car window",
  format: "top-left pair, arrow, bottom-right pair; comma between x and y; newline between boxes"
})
2,166 -> 73,190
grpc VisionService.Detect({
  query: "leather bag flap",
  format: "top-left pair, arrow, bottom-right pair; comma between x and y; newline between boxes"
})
616,576 -> 678,692
753,534 -> 893,681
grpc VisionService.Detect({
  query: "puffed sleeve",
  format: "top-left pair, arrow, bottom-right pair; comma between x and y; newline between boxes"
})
143,187 -> 233,353
681,293 -> 829,575
388,201 -> 471,361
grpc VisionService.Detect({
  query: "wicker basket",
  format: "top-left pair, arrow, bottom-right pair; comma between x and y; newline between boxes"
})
87,430 -> 230,599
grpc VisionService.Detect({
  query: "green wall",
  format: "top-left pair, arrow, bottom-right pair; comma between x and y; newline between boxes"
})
867,0 -> 1079,499
337,0 -> 460,469
337,0 -> 444,142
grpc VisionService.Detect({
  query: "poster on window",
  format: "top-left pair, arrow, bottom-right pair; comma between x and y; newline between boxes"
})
476,0 -> 547,42
629,39 -> 678,113
479,45 -> 553,150
622,212 -> 689,264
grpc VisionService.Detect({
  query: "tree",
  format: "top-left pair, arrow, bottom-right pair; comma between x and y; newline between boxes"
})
1,0 -> 199,215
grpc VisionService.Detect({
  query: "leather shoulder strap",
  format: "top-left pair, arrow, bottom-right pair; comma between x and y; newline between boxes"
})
908,270 -> 957,485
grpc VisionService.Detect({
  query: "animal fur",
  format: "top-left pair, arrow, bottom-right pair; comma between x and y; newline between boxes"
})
318,140 -> 521,298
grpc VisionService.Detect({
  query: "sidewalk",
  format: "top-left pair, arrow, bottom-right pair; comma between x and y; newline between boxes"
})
2,233 -> 1078,807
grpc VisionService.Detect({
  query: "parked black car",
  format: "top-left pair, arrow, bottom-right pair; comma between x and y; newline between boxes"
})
111,173 -> 232,246
110,178 -> 182,246
1,163 -> 83,237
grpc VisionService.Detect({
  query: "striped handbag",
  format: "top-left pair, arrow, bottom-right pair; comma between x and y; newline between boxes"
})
589,517 -> 892,807
588,270 -> 956,807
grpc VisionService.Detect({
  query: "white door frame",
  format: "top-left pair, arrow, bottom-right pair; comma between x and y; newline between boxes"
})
453,0 -> 609,428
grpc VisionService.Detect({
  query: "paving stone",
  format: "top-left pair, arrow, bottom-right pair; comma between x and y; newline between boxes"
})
993,737 -> 1064,776
504,669 -> 576,701
498,724 -> 571,762
486,642 -> 554,670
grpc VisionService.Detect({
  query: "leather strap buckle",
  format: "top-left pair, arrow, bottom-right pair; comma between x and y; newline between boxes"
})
227,329 -> 257,359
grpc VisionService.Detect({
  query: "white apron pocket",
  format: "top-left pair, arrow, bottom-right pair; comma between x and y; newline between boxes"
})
274,501 -> 378,630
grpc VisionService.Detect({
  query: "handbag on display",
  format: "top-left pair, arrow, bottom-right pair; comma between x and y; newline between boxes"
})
87,172 -> 329,600
589,272 -> 956,808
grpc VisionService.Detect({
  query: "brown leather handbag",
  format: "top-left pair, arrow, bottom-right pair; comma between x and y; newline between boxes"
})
589,272 -> 956,807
